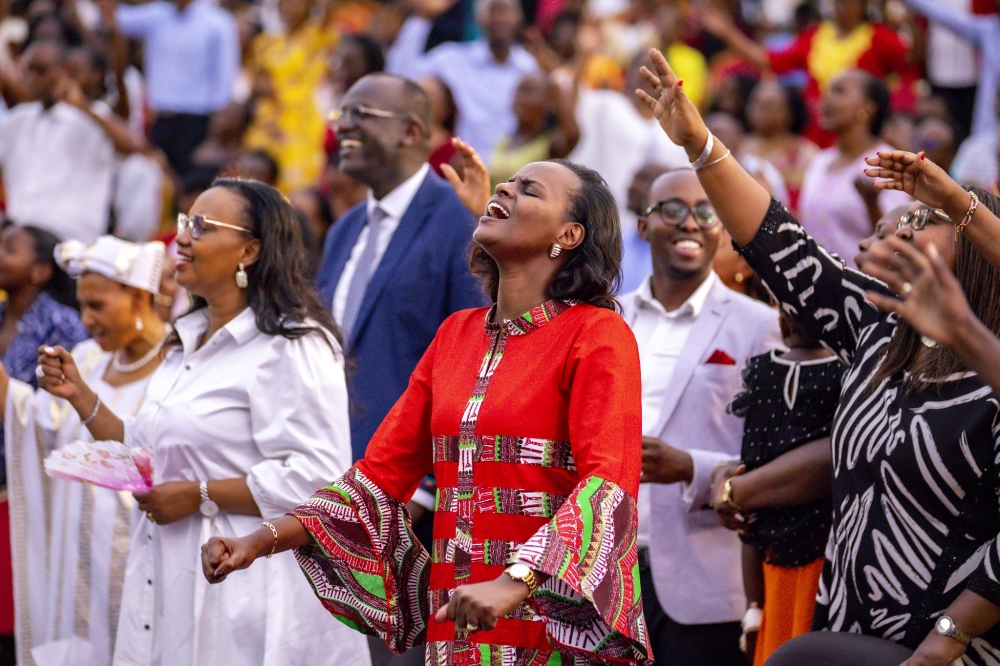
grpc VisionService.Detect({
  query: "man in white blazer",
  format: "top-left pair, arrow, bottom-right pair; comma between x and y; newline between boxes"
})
621,169 -> 782,666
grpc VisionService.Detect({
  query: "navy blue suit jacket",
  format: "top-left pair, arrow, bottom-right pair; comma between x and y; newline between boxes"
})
317,169 -> 488,461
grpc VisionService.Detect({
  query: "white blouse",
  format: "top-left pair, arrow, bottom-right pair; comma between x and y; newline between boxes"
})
112,308 -> 370,666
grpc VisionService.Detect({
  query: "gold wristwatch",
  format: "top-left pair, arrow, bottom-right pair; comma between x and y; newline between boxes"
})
721,478 -> 744,512
505,563 -> 539,596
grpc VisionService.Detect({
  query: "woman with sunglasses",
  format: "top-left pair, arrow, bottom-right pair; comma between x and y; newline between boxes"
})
636,47 -> 1000,666
36,179 -> 371,666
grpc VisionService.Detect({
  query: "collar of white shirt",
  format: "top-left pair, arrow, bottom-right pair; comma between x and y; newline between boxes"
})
174,306 -> 259,353
633,270 -> 717,320
365,163 -> 430,222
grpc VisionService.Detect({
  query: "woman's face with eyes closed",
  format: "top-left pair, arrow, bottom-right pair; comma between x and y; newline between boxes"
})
474,161 -> 584,262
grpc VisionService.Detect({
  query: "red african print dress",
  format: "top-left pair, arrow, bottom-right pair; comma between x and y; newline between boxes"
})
290,300 -> 651,665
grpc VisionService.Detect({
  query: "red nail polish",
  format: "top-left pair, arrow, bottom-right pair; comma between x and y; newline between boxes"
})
919,151 -> 926,160
677,79 -> 684,88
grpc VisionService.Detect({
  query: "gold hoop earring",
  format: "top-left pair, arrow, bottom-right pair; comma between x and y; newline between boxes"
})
549,243 -> 563,259
236,263 -> 248,289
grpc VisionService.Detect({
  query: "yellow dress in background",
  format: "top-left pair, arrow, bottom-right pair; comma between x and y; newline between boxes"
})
244,23 -> 338,194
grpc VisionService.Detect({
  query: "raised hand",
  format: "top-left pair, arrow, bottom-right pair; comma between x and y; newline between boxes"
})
697,3 -> 737,39
864,151 -> 967,212
441,137 -> 492,218
858,235 -> 972,349
37,346 -> 86,402
634,48 -> 708,157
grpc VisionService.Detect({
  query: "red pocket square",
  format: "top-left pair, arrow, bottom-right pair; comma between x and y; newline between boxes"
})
706,349 -> 736,365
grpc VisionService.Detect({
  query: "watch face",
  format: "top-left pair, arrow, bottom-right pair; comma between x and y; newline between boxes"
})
508,564 -> 530,579
200,500 -> 220,518
937,617 -> 954,633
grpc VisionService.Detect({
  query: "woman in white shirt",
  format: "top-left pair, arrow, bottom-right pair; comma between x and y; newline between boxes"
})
36,179 -> 370,666
3,237 -> 167,666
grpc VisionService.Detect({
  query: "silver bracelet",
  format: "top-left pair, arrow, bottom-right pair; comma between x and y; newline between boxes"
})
695,149 -> 732,172
690,132 -> 715,170
81,395 -> 101,426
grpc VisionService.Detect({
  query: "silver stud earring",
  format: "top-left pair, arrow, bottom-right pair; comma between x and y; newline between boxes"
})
135,316 -> 143,331
236,263 -> 249,289
549,243 -> 563,259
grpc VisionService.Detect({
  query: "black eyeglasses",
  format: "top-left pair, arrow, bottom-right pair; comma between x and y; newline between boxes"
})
329,104 -> 414,126
177,213 -> 251,240
643,198 -> 718,228
896,206 -> 950,231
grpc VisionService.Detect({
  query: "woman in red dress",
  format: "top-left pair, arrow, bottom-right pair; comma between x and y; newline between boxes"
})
201,159 -> 651,665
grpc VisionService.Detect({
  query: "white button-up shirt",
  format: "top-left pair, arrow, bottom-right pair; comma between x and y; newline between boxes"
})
631,272 -> 717,549
0,101 -> 115,242
113,308 -> 369,666
332,163 -> 430,325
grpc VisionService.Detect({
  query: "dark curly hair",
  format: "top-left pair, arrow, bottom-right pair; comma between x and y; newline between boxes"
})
469,159 -> 622,312
169,178 -> 343,353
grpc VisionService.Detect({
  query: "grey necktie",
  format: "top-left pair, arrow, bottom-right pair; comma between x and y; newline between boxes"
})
340,206 -> 387,336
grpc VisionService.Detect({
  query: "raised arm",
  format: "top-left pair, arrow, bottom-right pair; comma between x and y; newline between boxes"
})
635,48 -> 771,246
697,5 -> 770,71
901,0 -> 988,45
36,346 -> 125,442
865,150 -> 1000,272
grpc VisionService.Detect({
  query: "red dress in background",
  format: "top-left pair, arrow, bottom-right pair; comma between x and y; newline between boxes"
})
767,21 -> 917,147
291,301 -> 652,665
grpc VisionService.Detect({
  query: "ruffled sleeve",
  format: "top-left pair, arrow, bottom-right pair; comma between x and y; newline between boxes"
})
291,466 -> 431,653
510,312 -> 651,664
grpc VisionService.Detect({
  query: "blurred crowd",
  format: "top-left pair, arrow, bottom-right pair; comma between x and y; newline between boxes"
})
0,0 -> 992,286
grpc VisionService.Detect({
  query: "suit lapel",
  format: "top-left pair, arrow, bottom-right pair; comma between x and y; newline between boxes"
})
651,281 -> 731,436
350,176 -> 434,340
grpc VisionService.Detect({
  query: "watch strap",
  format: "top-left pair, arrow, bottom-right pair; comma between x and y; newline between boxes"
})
938,616 -> 972,646
200,481 -> 210,504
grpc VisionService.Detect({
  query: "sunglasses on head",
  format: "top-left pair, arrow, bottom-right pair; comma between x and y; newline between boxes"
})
643,198 -> 719,228
177,213 -> 251,240
896,206 -> 950,232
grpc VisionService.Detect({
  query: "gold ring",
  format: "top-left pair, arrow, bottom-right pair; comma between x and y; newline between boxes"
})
146,512 -> 155,523
466,623 -> 480,632
900,281 -> 913,298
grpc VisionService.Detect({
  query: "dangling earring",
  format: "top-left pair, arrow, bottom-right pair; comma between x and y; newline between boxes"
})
549,243 -> 563,259
135,316 -> 144,331
236,263 -> 248,289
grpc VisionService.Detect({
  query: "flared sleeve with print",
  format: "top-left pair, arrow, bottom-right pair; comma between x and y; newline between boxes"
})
289,333 -> 439,653
736,198 -> 891,365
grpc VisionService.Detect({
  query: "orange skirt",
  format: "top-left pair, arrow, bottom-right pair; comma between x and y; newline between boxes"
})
752,557 -> 825,666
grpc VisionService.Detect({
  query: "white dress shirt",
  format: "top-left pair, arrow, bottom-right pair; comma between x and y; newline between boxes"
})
113,308 -> 369,666
332,163 -> 430,325
0,101 -> 115,241
631,272 -> 718,549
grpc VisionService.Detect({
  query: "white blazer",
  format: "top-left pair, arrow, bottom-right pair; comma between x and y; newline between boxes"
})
622,279 -> 783,625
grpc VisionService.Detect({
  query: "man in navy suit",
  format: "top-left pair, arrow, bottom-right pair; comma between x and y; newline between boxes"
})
317,73 -> 486,464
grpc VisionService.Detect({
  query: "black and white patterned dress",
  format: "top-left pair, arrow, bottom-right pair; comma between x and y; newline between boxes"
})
729,351 -> 843,567
739,200 -> 1000,663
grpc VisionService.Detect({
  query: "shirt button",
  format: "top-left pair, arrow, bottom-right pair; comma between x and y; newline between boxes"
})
147,579 -> 153,585
144,624 -> 150,631
185,365 -> 191,371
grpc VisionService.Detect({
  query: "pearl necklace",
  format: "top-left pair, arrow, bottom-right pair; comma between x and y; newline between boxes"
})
112,337 -> 166,374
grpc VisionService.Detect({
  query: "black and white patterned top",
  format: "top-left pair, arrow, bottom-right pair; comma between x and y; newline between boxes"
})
739,199 -> 1000,662
729,350 -> 843,568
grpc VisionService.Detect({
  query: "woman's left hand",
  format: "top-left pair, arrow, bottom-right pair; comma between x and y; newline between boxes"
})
900,634 -> 967,666
859,234 -> 973,350
134,481 -> 200,525
434,573 -> 530,634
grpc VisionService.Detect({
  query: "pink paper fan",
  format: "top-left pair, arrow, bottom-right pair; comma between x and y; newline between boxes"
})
44,440 -> 154,493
